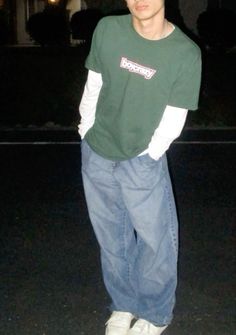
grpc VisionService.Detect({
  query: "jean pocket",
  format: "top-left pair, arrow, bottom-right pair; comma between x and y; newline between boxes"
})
81,140 -> 91,167
139,154 -> 157,166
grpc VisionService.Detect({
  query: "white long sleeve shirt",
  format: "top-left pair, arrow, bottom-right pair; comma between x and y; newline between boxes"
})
79,70 -> 188,160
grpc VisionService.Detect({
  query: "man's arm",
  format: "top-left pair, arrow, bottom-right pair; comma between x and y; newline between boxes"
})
148,105 -> 188,160
78,70 -> 102,139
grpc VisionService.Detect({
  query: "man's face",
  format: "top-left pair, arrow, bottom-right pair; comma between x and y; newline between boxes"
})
125,0 -> 165,21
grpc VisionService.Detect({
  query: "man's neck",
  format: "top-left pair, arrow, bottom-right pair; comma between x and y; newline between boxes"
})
132,13 -> 171,41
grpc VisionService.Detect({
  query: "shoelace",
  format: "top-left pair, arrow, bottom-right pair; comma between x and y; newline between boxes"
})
131,319 -> 167,335
106,313 -> 133,328
132,319 -> 151,333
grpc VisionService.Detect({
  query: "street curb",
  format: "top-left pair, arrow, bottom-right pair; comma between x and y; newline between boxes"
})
0,128 -> 235,144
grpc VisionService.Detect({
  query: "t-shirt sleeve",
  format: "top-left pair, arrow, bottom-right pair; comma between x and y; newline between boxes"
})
85,19 -> 106,73
168,51 -> 202,111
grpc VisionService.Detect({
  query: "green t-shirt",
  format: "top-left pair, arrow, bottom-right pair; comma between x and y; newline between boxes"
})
85,15 -> 201,161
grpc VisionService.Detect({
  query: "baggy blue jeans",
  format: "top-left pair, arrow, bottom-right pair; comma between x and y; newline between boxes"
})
81,140 -> 178,326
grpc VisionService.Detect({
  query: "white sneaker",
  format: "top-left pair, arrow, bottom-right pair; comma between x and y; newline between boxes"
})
105,311 -> 134,335
127,319 -> 167,335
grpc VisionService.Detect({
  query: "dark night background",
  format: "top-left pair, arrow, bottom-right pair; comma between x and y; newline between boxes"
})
0,1 -> 235,334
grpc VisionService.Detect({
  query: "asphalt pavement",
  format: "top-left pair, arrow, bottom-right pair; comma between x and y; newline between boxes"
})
0,133 -> 235,335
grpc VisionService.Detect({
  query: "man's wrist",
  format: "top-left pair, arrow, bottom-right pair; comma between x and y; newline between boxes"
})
148,146 -> 164,161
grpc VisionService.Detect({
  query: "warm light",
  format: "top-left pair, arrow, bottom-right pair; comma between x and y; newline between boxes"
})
48,0 -> 59,4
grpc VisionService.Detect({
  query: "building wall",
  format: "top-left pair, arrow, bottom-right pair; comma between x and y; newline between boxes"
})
221,0 -> 236,11
15,0 -> 83,44
16,0 -> 44,44
66,0 -> 82,18
7,0 -> 236,45
16,0 -> 30,44
179,0 -> 208,33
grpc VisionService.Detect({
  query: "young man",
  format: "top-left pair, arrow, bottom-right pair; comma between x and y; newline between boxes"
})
79,1 -> 201,334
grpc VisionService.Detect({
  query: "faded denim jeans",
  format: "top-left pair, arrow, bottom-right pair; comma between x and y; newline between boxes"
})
81,140 -> 178,326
